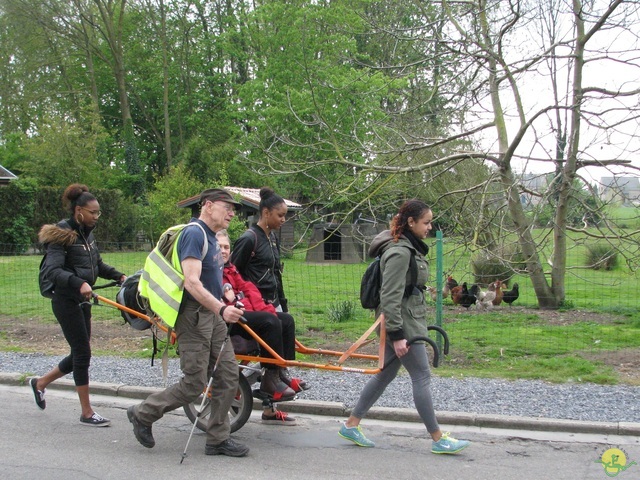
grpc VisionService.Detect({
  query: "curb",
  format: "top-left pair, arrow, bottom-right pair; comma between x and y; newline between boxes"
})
4,372 -> 639,437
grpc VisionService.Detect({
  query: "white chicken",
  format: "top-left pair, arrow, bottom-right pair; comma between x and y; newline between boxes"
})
475,282 -> 497,309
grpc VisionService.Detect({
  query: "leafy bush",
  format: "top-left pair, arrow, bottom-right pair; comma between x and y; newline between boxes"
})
145,164 -> 206,242
29,185 -> 140,246
585,243 -> 619,270
327,300 -> 357,323
0,178 -> 36,253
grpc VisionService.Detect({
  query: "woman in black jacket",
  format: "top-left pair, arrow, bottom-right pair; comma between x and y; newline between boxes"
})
231,187 -> 308,392
32,184 -> 126,427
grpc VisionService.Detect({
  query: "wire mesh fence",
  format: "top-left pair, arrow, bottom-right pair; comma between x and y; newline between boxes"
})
1,240 -> 639,382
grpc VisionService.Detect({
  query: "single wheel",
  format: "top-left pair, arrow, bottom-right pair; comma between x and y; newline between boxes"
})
183,372 -> 253,433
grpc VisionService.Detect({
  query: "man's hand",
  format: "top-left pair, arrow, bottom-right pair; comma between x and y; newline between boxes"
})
221,304 -> 244,323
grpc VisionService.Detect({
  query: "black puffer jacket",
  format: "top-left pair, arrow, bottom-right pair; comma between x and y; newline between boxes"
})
231,225 -> 287,311
38,218 -> 124,300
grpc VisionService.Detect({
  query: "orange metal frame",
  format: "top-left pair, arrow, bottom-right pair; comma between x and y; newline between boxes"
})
96,294 -> 385,375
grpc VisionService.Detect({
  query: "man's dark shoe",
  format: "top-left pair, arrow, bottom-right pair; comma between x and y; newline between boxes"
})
205,438 -> 249,457
127,405 -> 155,448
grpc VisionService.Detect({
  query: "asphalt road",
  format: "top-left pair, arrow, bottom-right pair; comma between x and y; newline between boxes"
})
3,385 -> 640,480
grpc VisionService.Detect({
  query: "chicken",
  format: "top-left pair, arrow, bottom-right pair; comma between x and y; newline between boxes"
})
446,275 -> 458,289
457,283 -> 477,308
492,280 -> 504,306
450,280 -> 464,305
502,283 -> 520,306
475,282 -> 496,309
441,280 -> 451,300
426,286 -> 438,302
426,276 -> 454,302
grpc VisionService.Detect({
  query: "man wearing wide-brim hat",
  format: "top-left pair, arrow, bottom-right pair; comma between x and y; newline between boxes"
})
127,188 -> 250,457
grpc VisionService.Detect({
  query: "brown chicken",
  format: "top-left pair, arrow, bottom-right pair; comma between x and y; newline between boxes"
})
452,281 -> 473,306
449,277 -> 462,304
492,280 -> 504,306
441,279 -> 451,300
426,286 -> 438,302
426,277 -> 458,302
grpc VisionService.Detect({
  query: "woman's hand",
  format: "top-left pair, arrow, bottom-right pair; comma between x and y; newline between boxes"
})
79,282 -> 93,301
393,339 -> 409,357
223,284 -> 236,303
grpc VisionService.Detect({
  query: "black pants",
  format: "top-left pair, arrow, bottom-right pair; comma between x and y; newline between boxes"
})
230,311 -> 296,369
51,296 -> 92,386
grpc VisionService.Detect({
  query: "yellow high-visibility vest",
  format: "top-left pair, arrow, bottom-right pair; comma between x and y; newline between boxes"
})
138,223 -> 207,328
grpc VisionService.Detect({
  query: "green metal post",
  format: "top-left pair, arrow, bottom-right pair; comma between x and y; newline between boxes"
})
435,230 -> 443,357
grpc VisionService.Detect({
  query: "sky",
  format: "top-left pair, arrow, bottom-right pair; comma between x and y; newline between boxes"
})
470,2 -> 640,187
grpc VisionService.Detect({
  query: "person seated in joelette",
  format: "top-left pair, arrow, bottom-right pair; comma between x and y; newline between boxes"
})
216,230 -> 308,426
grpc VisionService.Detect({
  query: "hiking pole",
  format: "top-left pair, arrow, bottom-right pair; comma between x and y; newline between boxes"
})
180,312 -> 246,464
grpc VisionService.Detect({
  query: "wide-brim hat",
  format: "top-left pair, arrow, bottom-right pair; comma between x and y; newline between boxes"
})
199,188 -> 242,207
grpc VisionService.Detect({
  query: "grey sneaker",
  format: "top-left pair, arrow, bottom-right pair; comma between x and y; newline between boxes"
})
338,423 -> 375,447
80,412 -> 111,427
261,410 -> 297,426
431,432 -> 470,454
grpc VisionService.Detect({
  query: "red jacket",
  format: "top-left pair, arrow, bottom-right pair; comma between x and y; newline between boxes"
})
222,263 -> 277,314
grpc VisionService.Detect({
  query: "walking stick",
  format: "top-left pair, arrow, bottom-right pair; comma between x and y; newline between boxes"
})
180,314 -> 245,464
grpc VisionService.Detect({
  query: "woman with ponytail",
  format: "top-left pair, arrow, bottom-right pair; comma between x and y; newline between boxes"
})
231,187 -> 309,395
338,200 -> 471,455
32,184 -> 126,426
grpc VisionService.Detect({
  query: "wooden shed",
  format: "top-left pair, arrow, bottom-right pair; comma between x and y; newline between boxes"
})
305,222 -> 385,264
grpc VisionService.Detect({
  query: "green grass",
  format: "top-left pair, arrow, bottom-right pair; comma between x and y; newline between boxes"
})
1,233 -> 639,385
435,309 -> 639,383
605,205 -> 640,229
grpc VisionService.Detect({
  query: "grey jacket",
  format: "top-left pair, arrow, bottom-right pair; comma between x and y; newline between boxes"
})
369,230 -> 430,342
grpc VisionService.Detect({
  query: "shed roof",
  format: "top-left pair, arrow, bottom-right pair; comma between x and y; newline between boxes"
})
176,187 -> 302,210
0,165 -> 18,182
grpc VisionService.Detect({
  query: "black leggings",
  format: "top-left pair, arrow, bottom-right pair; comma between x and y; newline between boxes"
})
51,296 -> 92,386
230,311 -> 296,369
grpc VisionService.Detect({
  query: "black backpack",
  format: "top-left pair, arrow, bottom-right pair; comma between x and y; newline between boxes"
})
38,254 -> 55,298
116,270 -> 151,331
38,220 -> 70,298
360,246 -> 418,310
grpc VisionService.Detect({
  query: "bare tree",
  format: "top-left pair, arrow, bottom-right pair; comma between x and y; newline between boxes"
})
240,0 -> 640,308
444,0 -> 640,307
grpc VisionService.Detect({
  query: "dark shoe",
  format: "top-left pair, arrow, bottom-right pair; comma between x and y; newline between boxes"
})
30,377 -> 46,410
260,369 -> 296,401
80,412 -> 111,427
279,367 -> 309,393
205,438 -> 249,457
261,409 -> 297,426
127,406 -> 155,448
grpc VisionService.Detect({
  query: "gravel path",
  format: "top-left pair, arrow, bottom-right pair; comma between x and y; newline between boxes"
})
2,352 -> 639,424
